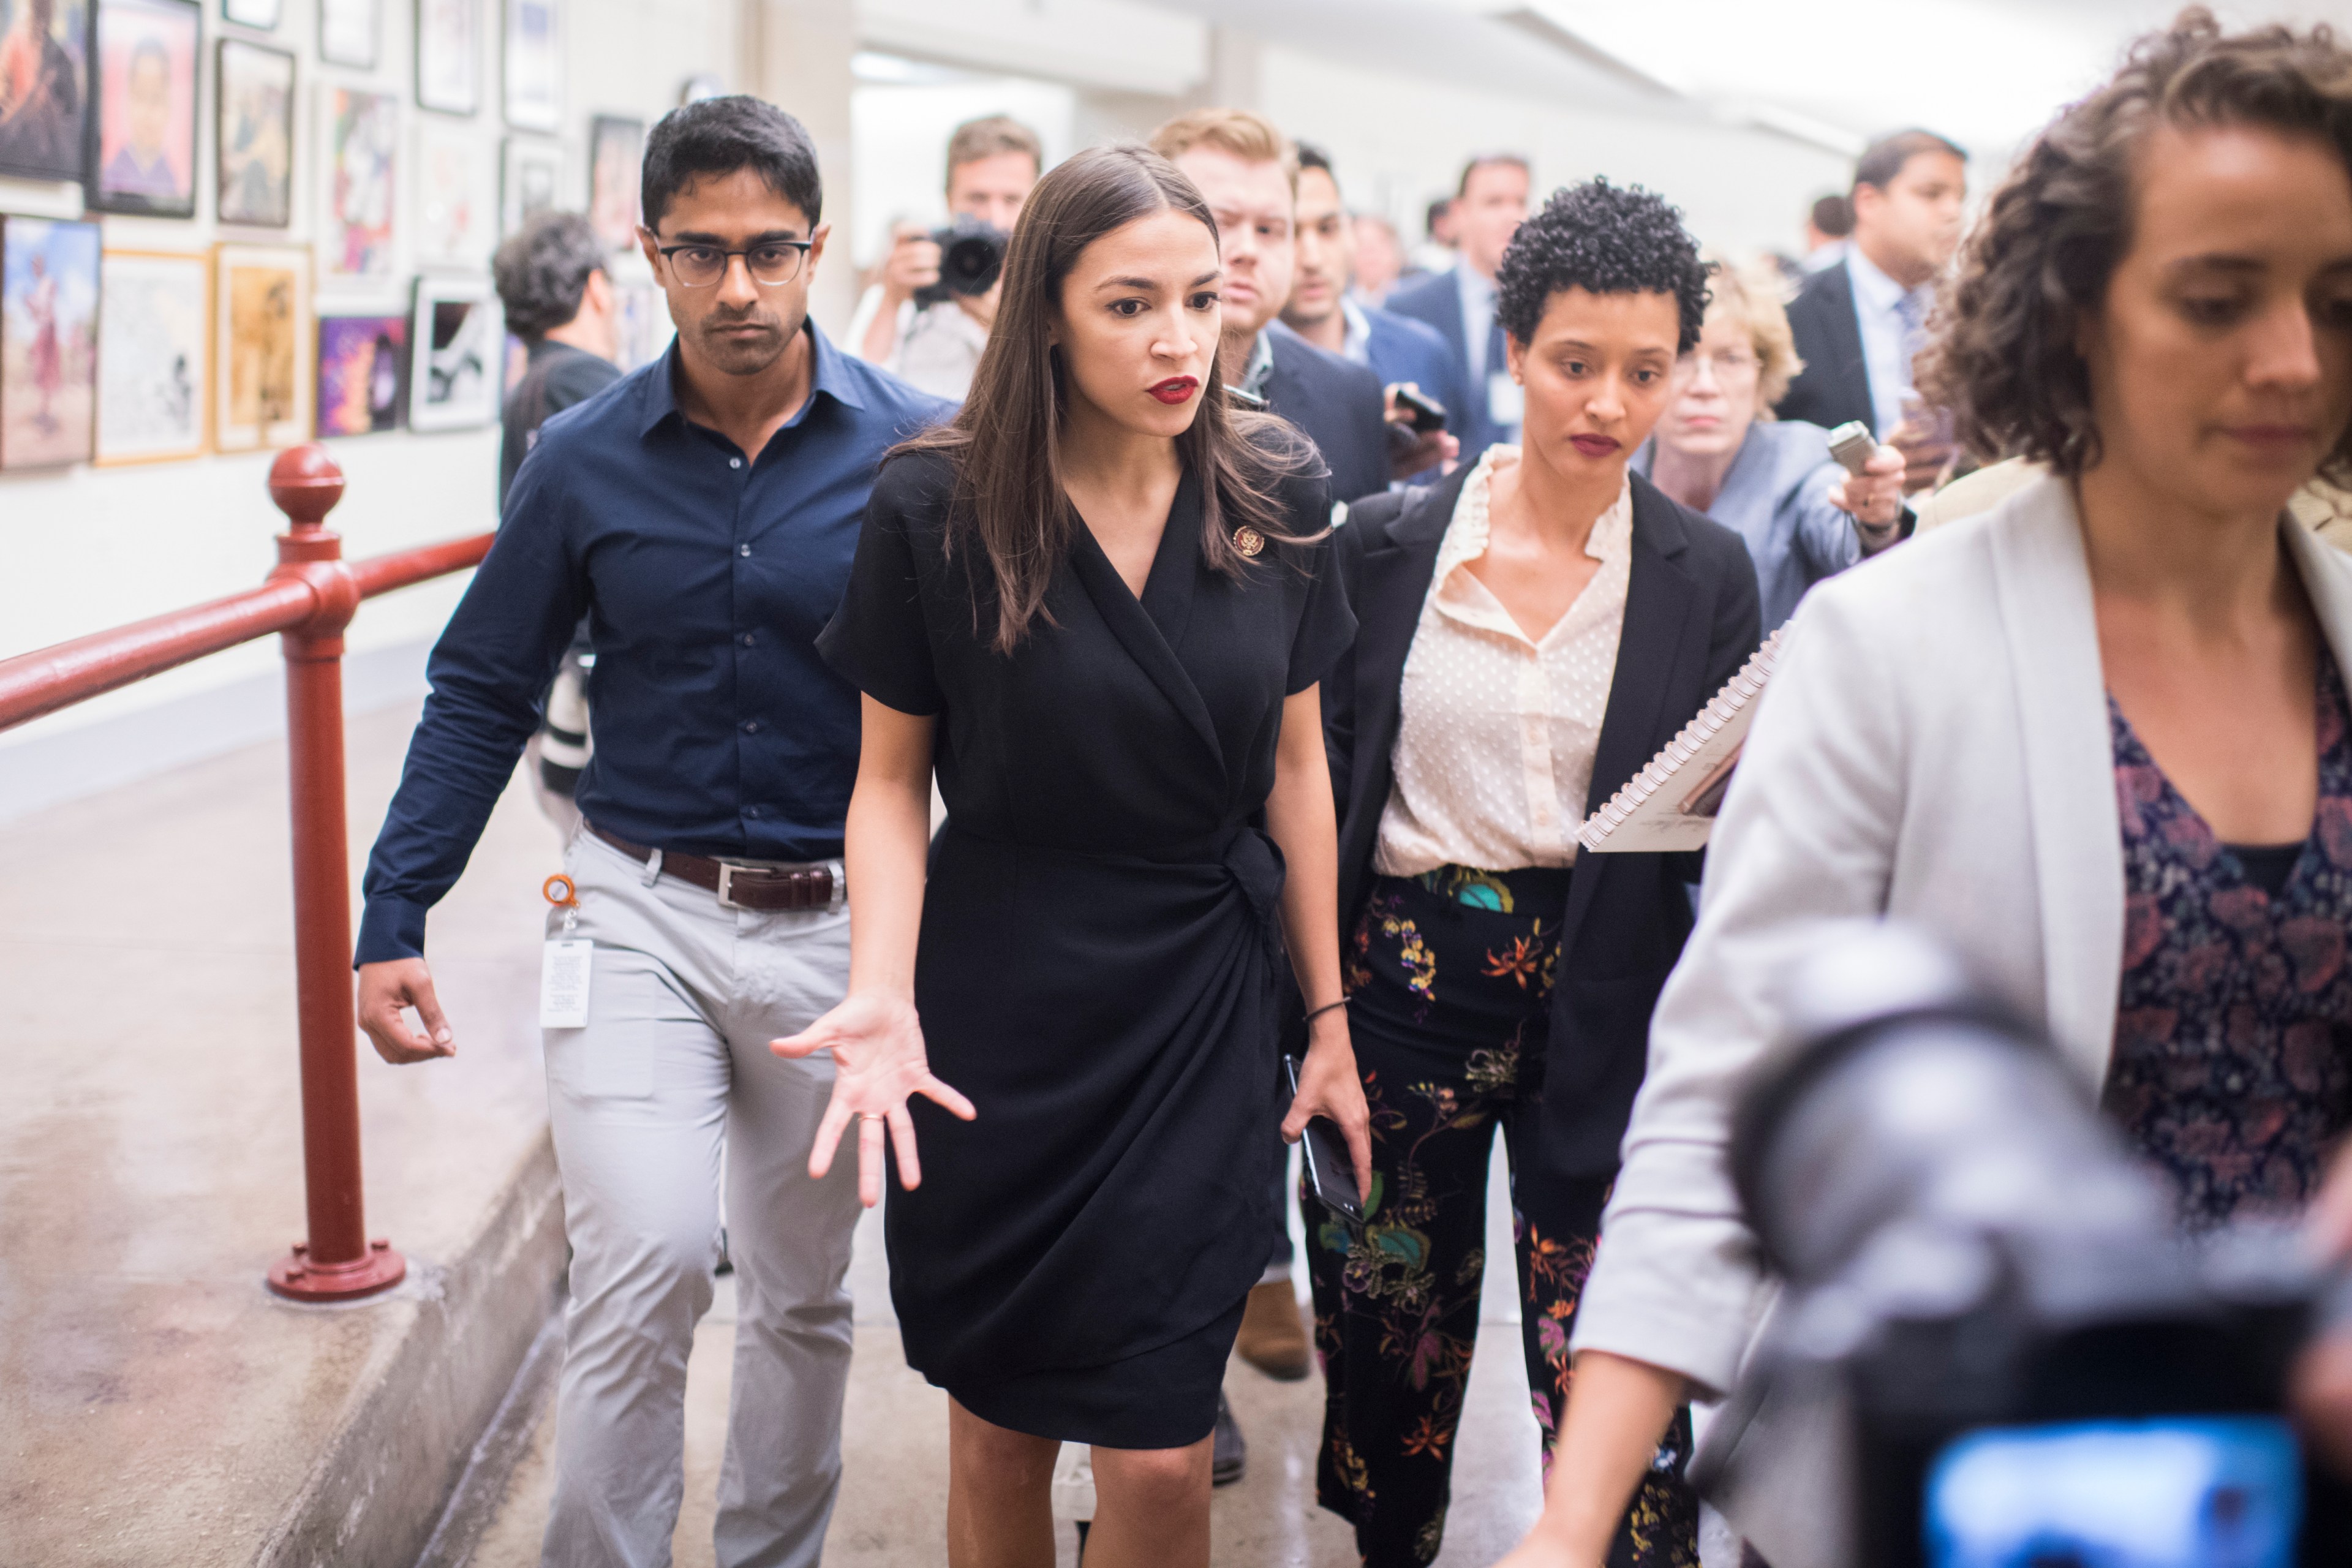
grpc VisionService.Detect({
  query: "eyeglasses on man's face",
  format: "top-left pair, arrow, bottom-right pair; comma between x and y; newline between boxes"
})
653,239 -> 814,288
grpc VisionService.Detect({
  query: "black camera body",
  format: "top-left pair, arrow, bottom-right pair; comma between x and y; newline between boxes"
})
913,218 -> 1008,309
1700,926 -> 2350,1568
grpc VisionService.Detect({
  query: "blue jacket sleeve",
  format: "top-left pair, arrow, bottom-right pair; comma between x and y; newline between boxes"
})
1786,453 -> 1865,582
355,449 -> 586,964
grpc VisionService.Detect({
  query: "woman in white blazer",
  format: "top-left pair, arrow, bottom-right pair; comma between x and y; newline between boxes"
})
1502,15 -> 2352,1564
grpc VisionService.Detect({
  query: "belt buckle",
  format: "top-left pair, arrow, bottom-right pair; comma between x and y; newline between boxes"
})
715,861 -> 750,911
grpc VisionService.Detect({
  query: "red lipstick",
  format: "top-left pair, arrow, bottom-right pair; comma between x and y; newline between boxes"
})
1149,376 -> 1200,405
1570,434 -> 1622,458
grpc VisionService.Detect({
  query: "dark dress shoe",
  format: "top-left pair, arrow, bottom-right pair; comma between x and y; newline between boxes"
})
1212,1392 -> 1246,1485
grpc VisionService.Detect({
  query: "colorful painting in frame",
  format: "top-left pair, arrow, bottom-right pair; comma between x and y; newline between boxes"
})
407,273 -> 498,431
316,0 -> 375,67
415,115 -> 489,266
316,311 -> 404,435
1,216 -> 99,468
0,0 -> 90,182
499,134 -> 559,237
96,247 -> 207,463
501,0 -> 554,130
320,85 -> 396,280
88,0 -> 197,216
612,277 -> 668,372
586,113 -> 639,252
413,0 -> 476,115
214,241 -> 310,449
216,36 -> 292,227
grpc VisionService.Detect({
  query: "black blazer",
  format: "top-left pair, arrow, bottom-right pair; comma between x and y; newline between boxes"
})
1264,321 -> 1391,506
1775,258 -> 1874,435
1383,268 -> 1506,464
1326,465 -> 1763,1177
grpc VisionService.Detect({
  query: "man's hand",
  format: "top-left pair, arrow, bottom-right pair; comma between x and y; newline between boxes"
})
357,959 -> 456,1065
1384,383 -> 1458,479
1887,416 -> 1958,494
1829,444 -> 1908,553
876,225 -> 941,309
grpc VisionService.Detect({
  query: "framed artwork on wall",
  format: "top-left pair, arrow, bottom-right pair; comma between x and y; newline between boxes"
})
587,113 -> 641,252
1,216 -> 100,469
316,311 -> 405,434
216,37 -> 293,227
407,273 -> 500,431
87,0 -> 199,217
415,116 -> 490,266
502,0 -> 556,131
414,0 -> 478,115
612,277 -> 669,371
221,0 -> 277,29
320,86 -> 396,281
0,0 -> 91,183
499,135 -> 560,237
96,247 -> 209,464
214,241 -> 311,449
317,0 -> 377,68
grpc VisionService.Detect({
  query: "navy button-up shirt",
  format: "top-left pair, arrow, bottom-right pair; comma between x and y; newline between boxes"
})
356,324 -> 952,964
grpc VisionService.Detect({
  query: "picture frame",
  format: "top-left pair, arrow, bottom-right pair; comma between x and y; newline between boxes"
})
586,113 -> 642,252
215,37 -> 294,227
413,0 -> 478,116
0,0 -> 92,183
320,86 -> 397,281
415,116 -> 491,266
214,241 -> 312,450
86,0 -> 200,218
317,0 -> 377,68
1,216 -> 101,469
315,310 -> 406,435
221,0 -> 277,29
407,273 -> 500,431
499,135 -> 561,237
96,246 -> 209,464
501,0 -> 556,131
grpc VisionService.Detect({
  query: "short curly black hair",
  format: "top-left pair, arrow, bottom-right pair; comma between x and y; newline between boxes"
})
1494,179 -> 1710,354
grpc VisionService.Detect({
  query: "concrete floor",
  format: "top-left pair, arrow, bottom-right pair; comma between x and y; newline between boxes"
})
0,699 -> 560,1567
468,1153 -> 1546,1567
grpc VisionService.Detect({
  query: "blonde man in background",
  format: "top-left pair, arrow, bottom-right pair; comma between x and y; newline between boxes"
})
1638,257 -> 1907,630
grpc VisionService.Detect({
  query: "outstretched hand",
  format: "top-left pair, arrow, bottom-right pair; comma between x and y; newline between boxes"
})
1281,1017 -> 1374,1207
772,990 -> 976,1207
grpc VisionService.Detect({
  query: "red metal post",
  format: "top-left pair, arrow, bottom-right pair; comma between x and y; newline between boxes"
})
264,444 -> 405,1303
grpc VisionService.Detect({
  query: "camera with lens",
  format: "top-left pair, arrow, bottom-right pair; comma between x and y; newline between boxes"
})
913,218 -> 1009,309
1697,924 -> 2352,1568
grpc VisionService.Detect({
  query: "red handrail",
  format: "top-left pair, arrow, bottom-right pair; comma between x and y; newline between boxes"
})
0,443 -> 495,1303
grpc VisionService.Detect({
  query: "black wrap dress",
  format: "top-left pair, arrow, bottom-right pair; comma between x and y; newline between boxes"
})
816,447 -> 1353,1448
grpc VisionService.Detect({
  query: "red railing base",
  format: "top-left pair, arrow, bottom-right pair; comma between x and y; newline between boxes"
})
268,1237 -> 407,1302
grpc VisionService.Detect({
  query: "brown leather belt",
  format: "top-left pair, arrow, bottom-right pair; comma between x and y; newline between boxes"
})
588,823 -> 842,912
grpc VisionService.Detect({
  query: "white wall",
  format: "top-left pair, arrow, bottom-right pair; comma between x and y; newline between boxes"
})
0,0 -> 745,797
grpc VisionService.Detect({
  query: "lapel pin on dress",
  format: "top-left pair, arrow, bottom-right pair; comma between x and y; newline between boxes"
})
1234,526 -> 1265,557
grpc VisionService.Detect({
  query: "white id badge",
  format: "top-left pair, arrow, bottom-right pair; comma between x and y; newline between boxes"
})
540,939 -> 593,1029
1487,372 -> 1526,430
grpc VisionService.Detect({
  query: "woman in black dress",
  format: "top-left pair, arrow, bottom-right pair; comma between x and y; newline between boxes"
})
780,143 -> 1372,1565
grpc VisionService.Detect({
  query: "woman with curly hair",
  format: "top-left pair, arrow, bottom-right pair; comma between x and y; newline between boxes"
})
1500,12 -> 2352,1567
1311,178 -> 1760,1567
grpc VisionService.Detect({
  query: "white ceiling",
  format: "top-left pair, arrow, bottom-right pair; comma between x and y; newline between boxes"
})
1136,0 -> 2352,167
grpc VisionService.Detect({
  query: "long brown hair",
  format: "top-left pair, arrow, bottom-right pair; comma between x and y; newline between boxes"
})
894,142 -> 1315,654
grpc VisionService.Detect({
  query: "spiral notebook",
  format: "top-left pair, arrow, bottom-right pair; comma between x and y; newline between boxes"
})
1577,628 -> 1785,853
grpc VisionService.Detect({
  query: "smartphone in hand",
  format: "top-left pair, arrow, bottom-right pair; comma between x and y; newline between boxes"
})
1285,1054 -> 1366,1223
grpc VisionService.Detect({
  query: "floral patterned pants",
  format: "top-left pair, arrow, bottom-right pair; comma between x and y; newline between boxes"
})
1310,869 -> 1698,1567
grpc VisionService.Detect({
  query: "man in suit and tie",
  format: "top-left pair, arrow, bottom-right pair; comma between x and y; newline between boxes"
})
1152,110 -> 1398,507
1283,142 -> 1461,478
1384,153 -> 1531,466
1777,129 -> 1969,491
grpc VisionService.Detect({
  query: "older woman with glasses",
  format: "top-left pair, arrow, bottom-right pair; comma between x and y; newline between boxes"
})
1638,261 -> 1907,628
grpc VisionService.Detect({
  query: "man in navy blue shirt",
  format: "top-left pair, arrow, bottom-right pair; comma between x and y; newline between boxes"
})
354,97 -> 949,1567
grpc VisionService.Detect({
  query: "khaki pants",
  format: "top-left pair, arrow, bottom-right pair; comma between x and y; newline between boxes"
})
540,828 -> 860,1568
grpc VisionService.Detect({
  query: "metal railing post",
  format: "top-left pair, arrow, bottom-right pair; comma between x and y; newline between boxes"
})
263,443 -> 405,1303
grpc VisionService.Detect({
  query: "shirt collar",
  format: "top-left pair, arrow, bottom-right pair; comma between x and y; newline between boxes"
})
1338,298 -> 1373,366
1238,328 -> 1276,403
1457,263 -> 1498,311
636,317 -> 863,439
1845,246 -> 1930,318
1435,446 -> 1634,590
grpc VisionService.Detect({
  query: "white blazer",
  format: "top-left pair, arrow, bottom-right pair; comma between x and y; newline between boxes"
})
1569,472 -> 2352,1397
